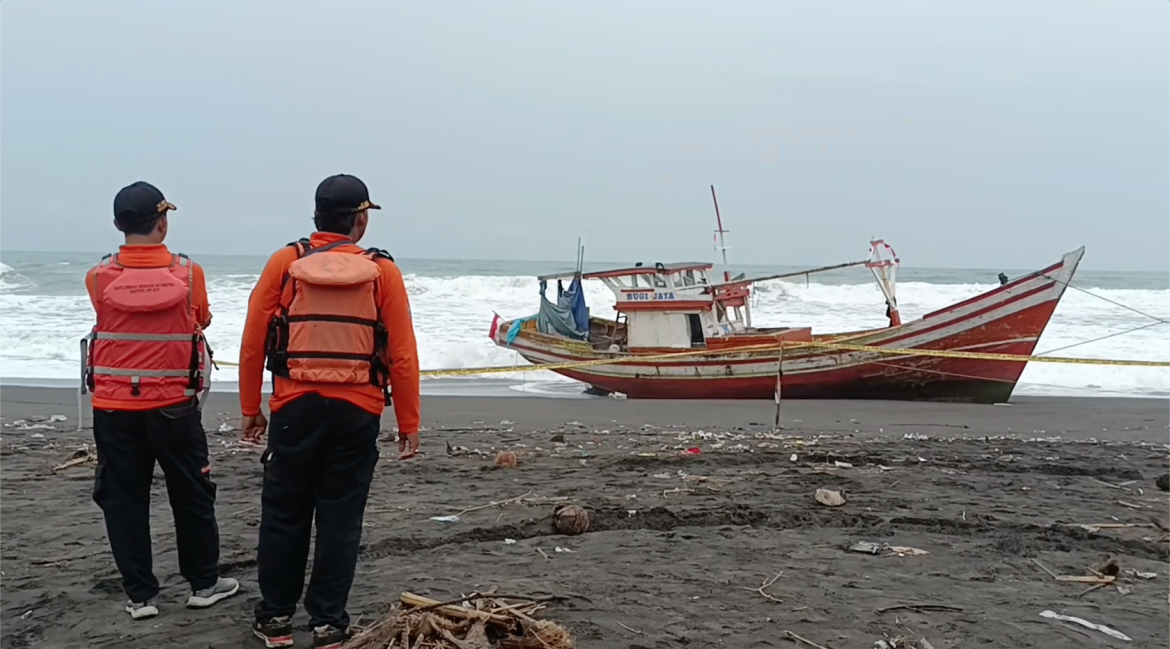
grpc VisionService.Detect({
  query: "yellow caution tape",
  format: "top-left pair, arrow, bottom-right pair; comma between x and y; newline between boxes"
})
210,339 -> 1169,376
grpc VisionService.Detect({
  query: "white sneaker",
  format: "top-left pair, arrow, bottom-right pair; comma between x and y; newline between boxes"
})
126,599 -> 159,620
186,577 -> 240,608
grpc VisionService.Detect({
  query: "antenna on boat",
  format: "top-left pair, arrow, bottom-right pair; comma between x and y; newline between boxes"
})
710,185 -> 731,282
574,236 -> 585,277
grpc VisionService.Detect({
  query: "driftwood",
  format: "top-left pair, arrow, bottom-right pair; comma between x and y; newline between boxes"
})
344,591 -> 574,649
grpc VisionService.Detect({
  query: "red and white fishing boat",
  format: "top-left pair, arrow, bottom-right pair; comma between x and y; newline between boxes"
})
488,239 -> 1086,404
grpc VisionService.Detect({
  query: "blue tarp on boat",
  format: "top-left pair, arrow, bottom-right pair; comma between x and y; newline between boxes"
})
536,277 -> 589,340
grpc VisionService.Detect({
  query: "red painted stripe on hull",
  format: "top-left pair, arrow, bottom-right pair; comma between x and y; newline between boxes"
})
507,296 -> 1059,369
564,339 -> 1038,402
543,301 -> 1059,404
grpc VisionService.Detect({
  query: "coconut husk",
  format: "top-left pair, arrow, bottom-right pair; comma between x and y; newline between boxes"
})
344,592 -> 574,649
494,451 -> 519,469
553,505 -> 589,535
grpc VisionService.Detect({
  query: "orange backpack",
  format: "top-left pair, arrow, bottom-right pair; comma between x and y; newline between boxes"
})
265,239 -> 393,404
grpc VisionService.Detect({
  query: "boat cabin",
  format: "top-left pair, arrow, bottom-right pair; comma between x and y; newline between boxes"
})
537,262 -> 788,351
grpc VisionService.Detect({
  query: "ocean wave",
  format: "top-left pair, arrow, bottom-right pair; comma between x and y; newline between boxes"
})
1,271 -> 1167,398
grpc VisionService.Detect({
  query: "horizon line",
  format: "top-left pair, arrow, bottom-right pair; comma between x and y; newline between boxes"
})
1,247 -> 1166,276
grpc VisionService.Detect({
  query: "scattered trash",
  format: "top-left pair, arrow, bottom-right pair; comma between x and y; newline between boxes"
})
8,420 -> 55,431
679,447 -> 702,457
887,545 -> 929,557
848,541 -> 883,555
31,433 -> 45,439
789,454 -> 798,462
550,433 -> 566,444
503,538 -> 517,545
429,515 -> 461,524
815,488 -> 846,507
652,472 -> 672,479
1039,610 -> 1131,642
1126,569 -> 1157,580
554,546 -> 574,553
847,541 -> 928,557
445,440 -> 489,458
217,422 -> 235,433
19,610 -> 32,620
834,460 -> 853,469
48,415 -> 67,423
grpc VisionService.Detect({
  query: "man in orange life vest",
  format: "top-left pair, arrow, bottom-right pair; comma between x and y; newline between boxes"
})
238,174 -> 421,649
85,181 -> 240,620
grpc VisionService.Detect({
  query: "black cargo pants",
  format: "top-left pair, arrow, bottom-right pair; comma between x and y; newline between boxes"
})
92,402 -> 221,603
254,394 -> 381,629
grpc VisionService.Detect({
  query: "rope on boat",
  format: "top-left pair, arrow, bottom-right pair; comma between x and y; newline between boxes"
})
210,339 -> 1170,375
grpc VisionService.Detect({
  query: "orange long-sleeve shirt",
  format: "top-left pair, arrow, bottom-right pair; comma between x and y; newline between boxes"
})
85,244 -> 212,411
238,232 -> 421,433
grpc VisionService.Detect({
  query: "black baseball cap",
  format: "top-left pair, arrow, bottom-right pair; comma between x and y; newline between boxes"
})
113,181 -> 177,222
315,174 -> 382,215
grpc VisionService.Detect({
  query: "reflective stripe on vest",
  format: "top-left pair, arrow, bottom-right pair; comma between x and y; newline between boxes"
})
90,367 -> 199,396
92,332 -> 195,342
91,367 -> 192,377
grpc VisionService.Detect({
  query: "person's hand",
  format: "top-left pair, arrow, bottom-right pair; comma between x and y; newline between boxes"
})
398,432 -> 420,460
241,413 -> 268,444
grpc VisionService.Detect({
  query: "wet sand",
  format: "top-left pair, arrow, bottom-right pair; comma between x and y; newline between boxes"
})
2,387 -> 1168,649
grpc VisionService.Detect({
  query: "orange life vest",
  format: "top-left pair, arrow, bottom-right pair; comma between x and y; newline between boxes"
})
87,253 -> 207,402
265,239 -> 392,404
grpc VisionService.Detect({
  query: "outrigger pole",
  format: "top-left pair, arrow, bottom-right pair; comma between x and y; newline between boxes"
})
706,259 -> 871,288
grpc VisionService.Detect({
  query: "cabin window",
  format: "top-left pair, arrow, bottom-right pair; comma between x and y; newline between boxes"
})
652,274 -> 667,288
687,314 -> 705,345
683,270 -> 695,286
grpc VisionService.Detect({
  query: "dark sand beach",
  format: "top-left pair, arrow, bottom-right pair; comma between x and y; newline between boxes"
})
2,387 -> 1168,648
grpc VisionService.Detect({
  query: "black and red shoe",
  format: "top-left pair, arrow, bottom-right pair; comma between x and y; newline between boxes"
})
312,625 -> 350,649
253,616 -> 294,647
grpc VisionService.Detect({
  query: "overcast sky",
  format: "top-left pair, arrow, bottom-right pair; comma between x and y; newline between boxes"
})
2,1 -> 1167,271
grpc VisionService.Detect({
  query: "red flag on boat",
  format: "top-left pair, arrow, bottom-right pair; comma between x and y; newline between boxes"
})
488,313 -> 501,341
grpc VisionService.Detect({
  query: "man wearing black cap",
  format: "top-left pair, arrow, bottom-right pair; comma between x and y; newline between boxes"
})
237,174 -> 421,648
85,181 -> 239,620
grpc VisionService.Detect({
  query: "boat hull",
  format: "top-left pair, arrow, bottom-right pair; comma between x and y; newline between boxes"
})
493,248 -> 1084,404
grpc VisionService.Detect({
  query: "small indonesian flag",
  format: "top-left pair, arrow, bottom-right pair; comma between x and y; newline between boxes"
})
488,313 -> 501,341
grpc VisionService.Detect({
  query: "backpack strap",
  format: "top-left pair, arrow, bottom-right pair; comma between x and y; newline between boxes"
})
286,238 -> 312,258
301,240 -> 353,257
90,253 -> 117,306
366,248 -> 394,262
363,247 -> 394,405
280,239 -> 313,292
